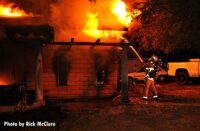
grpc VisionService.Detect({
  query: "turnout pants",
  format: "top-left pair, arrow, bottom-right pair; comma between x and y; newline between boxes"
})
144,79 -> 158,98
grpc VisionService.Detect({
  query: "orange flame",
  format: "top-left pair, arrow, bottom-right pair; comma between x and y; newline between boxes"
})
83,12 -> 124,39
83,0 -> 141,40
111,0 -> 141,27
0,3 -> 32,17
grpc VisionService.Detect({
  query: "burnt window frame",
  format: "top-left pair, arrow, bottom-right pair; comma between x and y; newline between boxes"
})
53,53 -> 70,87
96,68 -> 107,85
94,53 -> 111,86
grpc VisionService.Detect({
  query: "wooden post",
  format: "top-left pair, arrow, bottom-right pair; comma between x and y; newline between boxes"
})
34,45 -> 45,106
120,44 -> 129,103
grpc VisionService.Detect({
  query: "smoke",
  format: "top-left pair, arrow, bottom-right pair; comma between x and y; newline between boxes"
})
49,0 -> 145,42
50,0 -> 92,42
0,0 -> 50,26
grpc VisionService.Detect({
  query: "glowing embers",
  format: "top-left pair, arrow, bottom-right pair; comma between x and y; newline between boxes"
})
0,3 -> 32,17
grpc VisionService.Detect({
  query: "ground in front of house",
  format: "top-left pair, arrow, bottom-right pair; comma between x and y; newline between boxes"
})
0,81 -> 200,131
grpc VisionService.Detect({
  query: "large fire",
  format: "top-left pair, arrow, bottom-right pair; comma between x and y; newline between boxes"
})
0,3 -> 32,17
83,12 -> 124,39
111,0 -> 142,27
83,0 -> 141,40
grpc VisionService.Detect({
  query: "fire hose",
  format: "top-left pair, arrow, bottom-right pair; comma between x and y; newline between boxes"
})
129,45 -> 144,63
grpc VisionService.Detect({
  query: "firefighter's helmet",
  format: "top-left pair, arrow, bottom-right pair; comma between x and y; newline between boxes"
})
149,54 -> 158,62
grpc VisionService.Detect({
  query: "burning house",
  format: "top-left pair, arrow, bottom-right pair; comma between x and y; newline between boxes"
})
0,0 -> 143,103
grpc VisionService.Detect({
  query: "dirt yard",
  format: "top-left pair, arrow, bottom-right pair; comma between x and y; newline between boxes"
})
0,81 -> 200,131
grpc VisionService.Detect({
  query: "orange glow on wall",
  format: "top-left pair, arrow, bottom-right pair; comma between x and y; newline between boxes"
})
0,79 -> 13,86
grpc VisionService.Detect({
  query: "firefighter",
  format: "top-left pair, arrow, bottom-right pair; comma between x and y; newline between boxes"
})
143,55 -> 159,101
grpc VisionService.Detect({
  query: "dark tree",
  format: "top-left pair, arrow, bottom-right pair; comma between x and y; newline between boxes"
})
126,0 -> 200,55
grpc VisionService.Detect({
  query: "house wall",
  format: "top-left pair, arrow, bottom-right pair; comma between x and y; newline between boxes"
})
0,42 -> 120,99
0,41 -> 36,86
40,45 -> 120,99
